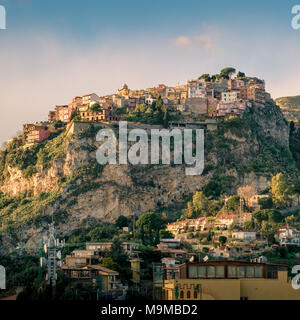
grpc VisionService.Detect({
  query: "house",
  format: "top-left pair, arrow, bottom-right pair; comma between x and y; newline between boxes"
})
68,96 -> 83,111
159,239 -> 181,249
278,226 -> 300,246
79,108 -> 117,122
81,93 -> 100,106
166,219 -> 193,235
231,231 -> 257,241
24,124 -> 50,144
48,105 -> 70,123
85,242 -> 140,258
215,212 -> 252,229
214,214 -> 236,229
228,78 -> 245,91
221,91 -> 239,103
161,258 -> 180,280
64,249 -> 101,268
117,84 -> 130,96
162,260 -> 300,300
217,101 -> 248,116
48,111 -> 56,122
156,243 -> 188,259
248,194 -> 270,210
240,84 -> 265,104
145,94 -> 157,105
62,264 -> 126,298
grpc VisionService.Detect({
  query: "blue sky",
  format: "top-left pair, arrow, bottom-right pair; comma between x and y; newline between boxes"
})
0,0 -> 299,144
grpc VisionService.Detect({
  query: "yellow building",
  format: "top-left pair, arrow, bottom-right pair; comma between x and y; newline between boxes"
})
62,264 -> 124,296
80,109 -> 112,122
130,259 -> 141,286
163,261 -> 300,300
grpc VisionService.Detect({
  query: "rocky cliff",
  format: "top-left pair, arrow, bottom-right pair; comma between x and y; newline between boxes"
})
0,101 -> 296,254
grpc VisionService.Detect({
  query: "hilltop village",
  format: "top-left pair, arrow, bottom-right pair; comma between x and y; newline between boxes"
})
2,68 -> 300,301
21,67 -> 268,145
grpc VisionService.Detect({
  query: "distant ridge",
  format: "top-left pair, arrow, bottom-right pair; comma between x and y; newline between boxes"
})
275,95 -> 300,121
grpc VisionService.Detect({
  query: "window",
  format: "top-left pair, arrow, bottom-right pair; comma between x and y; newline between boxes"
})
207,266 -> 215,278
198,266 -> 206,278
189,266 -> 197,278
228,266 -> 237,278
187,291 -> 191,299
255,266 -> 263,278
246,266 -> 255,278
238,266 -> 245,278
194,291 -> 198,299
180,291 -> 184,299
216,266 -> 225,278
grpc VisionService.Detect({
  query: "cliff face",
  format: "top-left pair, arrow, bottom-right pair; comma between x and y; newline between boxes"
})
0,101 -> 294,254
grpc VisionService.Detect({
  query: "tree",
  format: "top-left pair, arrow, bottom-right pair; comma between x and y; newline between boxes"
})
269,173 -> 292,206
220,67 -> 236,79
253,209 -> 282,225
253,210 -> 268,224
192,191 -> 209,217
89,102 -> 101,112
53,120 -> 63,129
136,212 -> 162,246
70,109 -> 81,121
226,195 -> 240,213
267,210 -> 283,224
159,230 -> 173,239
198,74 -> 211,81
115,215 -> 129,229
258,197 -> 273,209
290,121 -> 295,134
101,257 -> 119,271
286,215 -> 295,226
219,236 -> 227,246
185,201 -> 194,218
237,71 -> 245,78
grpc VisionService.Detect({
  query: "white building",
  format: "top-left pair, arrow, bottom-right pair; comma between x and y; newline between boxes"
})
278,227 -> 300,246
221,91 -> 239,103
81,93 -> 100,106
187,79 -> 207,98
231,231 -> 257,241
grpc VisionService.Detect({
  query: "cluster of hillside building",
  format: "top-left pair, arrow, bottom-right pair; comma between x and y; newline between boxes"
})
21,74 -> 271,145
52,222 -> 300,300
166,212 -> 253,236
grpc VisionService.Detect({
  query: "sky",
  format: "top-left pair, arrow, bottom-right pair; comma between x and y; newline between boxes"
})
0,0 -> 299,145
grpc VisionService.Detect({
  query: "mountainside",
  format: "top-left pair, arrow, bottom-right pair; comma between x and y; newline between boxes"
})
0,101 -> 297,254
275,95 -> 300,121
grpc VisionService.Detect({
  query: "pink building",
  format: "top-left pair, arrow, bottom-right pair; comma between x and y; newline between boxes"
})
25,125 -> 50,144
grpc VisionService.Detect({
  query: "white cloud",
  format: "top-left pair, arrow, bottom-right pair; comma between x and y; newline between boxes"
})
171,36 -> 193,49
171,33 -> 216,54
196,35 -> 216,54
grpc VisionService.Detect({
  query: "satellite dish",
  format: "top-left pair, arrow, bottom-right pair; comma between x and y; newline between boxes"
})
57,250 -> 62,260
189,256 -> 195,262
203,255 -> 209,262
43,244 -> 47,253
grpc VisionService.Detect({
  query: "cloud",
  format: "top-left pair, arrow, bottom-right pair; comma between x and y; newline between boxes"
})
171,36 -> 193,49
196,35 -> 216,54
171,33 -> 216,54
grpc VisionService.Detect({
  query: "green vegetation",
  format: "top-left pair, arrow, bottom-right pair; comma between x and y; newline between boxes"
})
89,102 -> 102,112
0,191 -> 62,232
126,97 -> 169,127
136,212 -> 162,246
